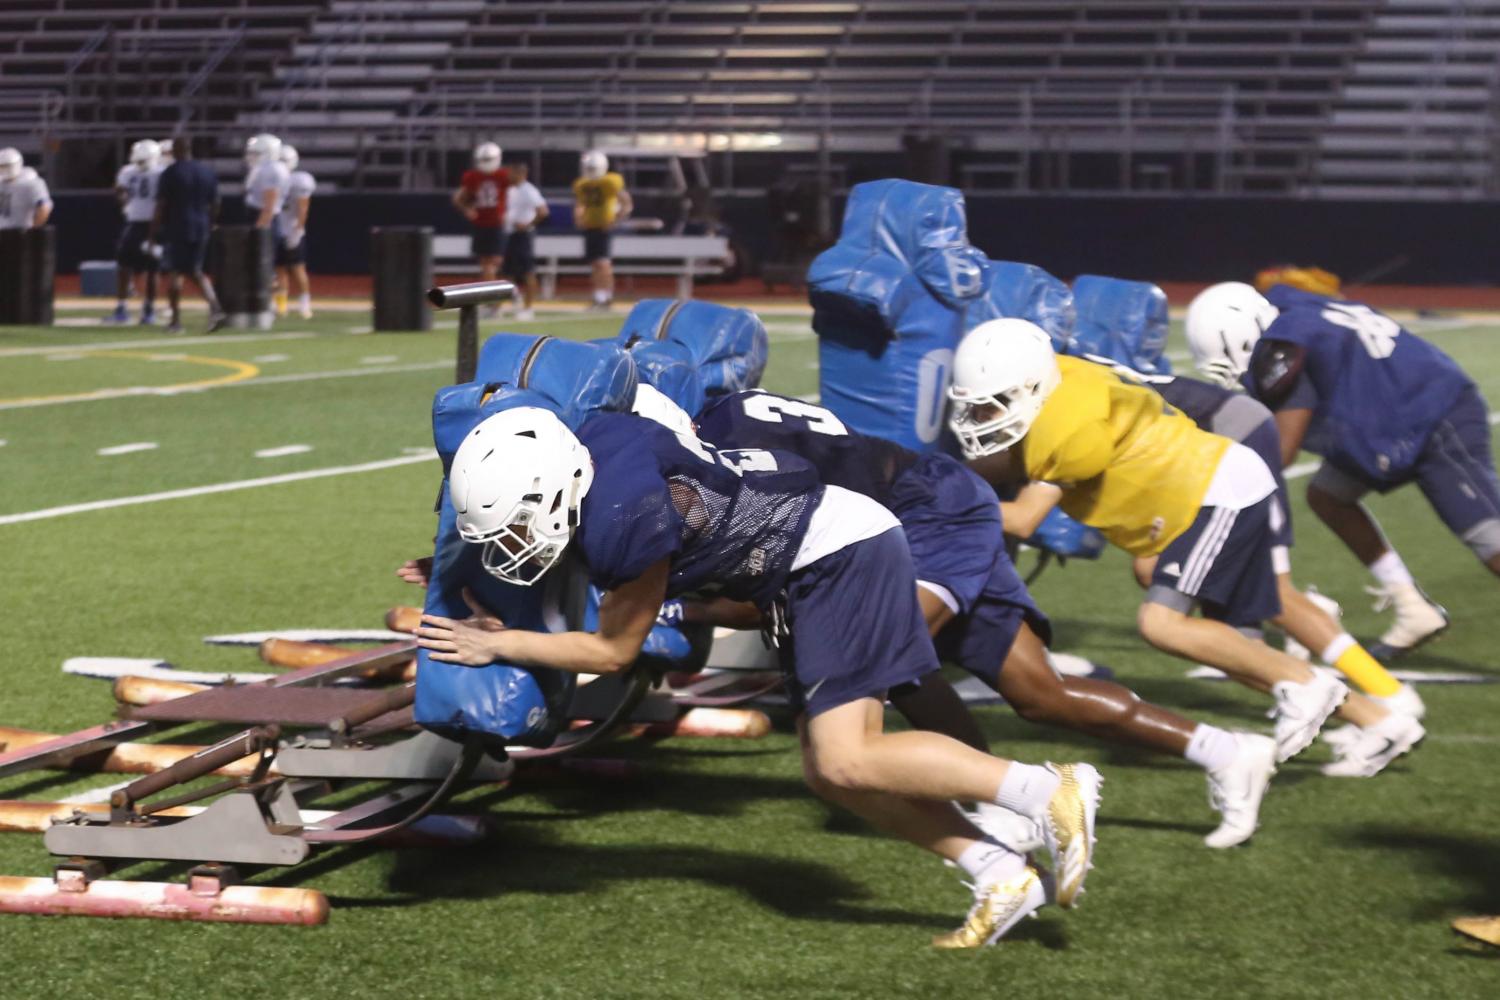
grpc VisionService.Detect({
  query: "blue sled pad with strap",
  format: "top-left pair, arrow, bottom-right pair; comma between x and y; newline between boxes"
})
628,339 -> 706,419
475,333 -> 637,425
614,299 -> 768,400
979,261 -> 1077,352
1070,275 -> 1171,375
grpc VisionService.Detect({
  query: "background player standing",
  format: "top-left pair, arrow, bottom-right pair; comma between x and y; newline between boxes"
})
150,137 -> 225,334
109,139 -> 163,325
273,143 -> 316,320
452,142 -> 509,312
0,149 -> 53,231
502,161 -> 548,321
244,133 -> 290,238
573,149 -> 631,311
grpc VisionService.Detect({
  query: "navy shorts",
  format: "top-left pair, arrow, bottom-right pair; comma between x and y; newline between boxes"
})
777,527 -> 940,718
274,234 -> 306,267
163,236 -> 208,274
472,227 -> 504,258
934,549 -> 1052,684
1147,494 -> 1283,628
1239,418 -> 1294,551
116,222 -> 157,271
503,230 -> 535,278
583,228 -> 612,262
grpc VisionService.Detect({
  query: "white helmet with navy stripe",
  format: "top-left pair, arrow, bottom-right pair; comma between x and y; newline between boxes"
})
449,407 -> 595,586
1185,282 -> 1281,387
948,318 -> 1061,459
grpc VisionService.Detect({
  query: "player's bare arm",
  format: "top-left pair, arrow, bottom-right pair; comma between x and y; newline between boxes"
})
254,190 -> 276,229
451,186 -> 477,222
416,559 -> 668,673
1274,407 -> 1313,467
615,188 -> 633,222
999,482 -> 1063,539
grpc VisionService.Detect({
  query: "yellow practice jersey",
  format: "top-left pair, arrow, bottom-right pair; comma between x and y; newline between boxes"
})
572,173 -> 625,229
1021,355 -> 1231,556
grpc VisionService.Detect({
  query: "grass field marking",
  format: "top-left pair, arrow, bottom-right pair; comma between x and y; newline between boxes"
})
0,330 -> 314,358
0,350 -> 261,410
253,353 -> 290,363
0,451 -> 436,526
361,355 -> 399,364
255,444 -> 313,458
96,442 -> 158,457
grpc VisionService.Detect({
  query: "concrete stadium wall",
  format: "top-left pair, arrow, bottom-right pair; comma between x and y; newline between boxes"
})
49,191 -> 1500,286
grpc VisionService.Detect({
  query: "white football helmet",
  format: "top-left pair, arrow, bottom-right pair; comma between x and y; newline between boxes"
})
158,139 -> 175,165
580,149 -> 608,180
129,139 -> 161,170
1185,282 -> 1281,387
449,407 -> 595,586
245,133 -> 282,167
473,142 -> 502,172
279,144 -> 299,171
948,318 -> 1061,459
0,148 -> 22,183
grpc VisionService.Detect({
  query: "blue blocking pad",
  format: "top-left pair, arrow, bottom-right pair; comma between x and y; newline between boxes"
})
810,179 -> 1078,452
614,299 -> 769,400
1070,275 -> 1171,375
475,333 -> 638,425
1031,507 -> 1108,561
628,340 -> 706,419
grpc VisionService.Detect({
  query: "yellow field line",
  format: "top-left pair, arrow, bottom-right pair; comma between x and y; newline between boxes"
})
0,350 -> 260,408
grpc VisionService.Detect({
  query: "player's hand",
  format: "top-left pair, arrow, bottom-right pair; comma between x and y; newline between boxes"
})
415,589 -> 509,665
285,226 -> 304,249
395,556 -> 433,588
463,208 -> 479,222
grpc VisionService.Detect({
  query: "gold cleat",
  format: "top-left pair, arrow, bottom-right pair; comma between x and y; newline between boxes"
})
932,866 -> 1048,950
1452,915 -> 1500,947
1042,762 -> 1102,908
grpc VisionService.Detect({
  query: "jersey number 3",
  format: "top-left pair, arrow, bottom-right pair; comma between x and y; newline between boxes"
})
740,393 -> 849,436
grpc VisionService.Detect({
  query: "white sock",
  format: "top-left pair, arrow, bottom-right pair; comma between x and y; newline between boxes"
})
1319,633 -> 1357,665
593,288 -> 610,304
993,763 -> 1060,819
1369,551 -> 1414,588
955,837 -> 1025,885
1185,725 -> 1239,772
297,293 -> 310,309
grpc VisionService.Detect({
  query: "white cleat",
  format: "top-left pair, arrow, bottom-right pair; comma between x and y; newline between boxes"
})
1320,724 -> 1362,750
1321,711 -> 1425,777
1271,667 -> 1349,762
515,307 -> 536,321
931,865 -> 1052,949
1366,583 -> 1448,659
969,803 -> 1044,854
1372,682 -> 1426,720
1039,762 -> 1101,908
1203,733 -> 1277,849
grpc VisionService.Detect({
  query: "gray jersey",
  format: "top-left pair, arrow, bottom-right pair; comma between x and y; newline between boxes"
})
0,173 -> 51,230
277,169 -> 316,233
244,160 -> 290,213
115,163 -> 163,223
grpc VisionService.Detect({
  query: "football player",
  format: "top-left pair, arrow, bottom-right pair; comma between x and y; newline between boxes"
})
1187,283 -> 1493,658
572,150 -> 631,310
502,162 -> 549,321
273,144 -> 316,319
414,405 -> 1101,948
0,149 -> 52,231
949,320 -> 1411,769
244,133 -> 290,238
109,140 -> 164,325
1095,361 -> 1426,776
695,387 -> 1276,847
452,143 -> 509,308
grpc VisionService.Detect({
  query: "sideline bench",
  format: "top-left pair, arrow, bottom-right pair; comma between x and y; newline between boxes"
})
433,233 -> 729,299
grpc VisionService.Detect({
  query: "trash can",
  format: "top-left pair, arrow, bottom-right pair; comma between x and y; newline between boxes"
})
0,227 -> 55,326
211,225 -> 274,329
371,226 -> 433,332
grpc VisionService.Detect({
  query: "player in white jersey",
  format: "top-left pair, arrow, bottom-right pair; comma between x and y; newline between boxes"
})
0,149 -> 53,231
244,134 -> 290,233
109,140 -> 165,324
273,144 -> 316,319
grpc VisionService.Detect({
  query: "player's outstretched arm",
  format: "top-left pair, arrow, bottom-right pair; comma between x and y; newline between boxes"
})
416,559 -> 670,674
1274,407 -> 1313,468
999,482 -> 1064,540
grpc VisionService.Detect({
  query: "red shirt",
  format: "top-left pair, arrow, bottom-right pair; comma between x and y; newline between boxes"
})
460,168 -> 510,228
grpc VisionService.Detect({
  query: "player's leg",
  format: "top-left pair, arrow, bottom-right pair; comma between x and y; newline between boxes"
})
1307,464 -> 1448,656
291,263 -> 312,318
165,271 -> 183,333
110,230 -> 133,323
273,264 -> 289,317
184,237 -> 225,332
886,588 -> 990,752
140,261 -> 156,324
1413,386 -> 1500,578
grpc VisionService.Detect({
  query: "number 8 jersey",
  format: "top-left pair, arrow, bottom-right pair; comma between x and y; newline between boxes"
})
574,411 -> 823,606
1244,285 -> 1473,486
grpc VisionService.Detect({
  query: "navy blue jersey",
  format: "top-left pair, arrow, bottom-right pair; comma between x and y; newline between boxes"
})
1152,374 -> 1235,428
157,160 -> 218,242
1242,286 -> 1473,485
696,390 -> 919,507
574,412 -> 822,607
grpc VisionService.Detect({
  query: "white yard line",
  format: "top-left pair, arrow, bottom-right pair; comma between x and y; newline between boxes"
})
252,353 -> 290,363
96,442 -> 158,457
360,355 -> 399,364
254,444 -> 312,458
0,451 -> 436,527
0,331 -> 315,359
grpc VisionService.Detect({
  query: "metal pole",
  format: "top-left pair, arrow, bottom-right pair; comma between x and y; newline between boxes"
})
427,280 -> 516,382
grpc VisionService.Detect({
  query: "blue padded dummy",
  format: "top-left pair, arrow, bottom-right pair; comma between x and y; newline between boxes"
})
615,300 -> 768,400
1069,275 -> 1171,375
810,179 -> 1077,451
475,333 -> 638,422
628,339 -> 707,420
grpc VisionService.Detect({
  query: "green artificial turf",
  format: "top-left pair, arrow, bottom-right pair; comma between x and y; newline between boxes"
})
1,302 -> 1496,998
